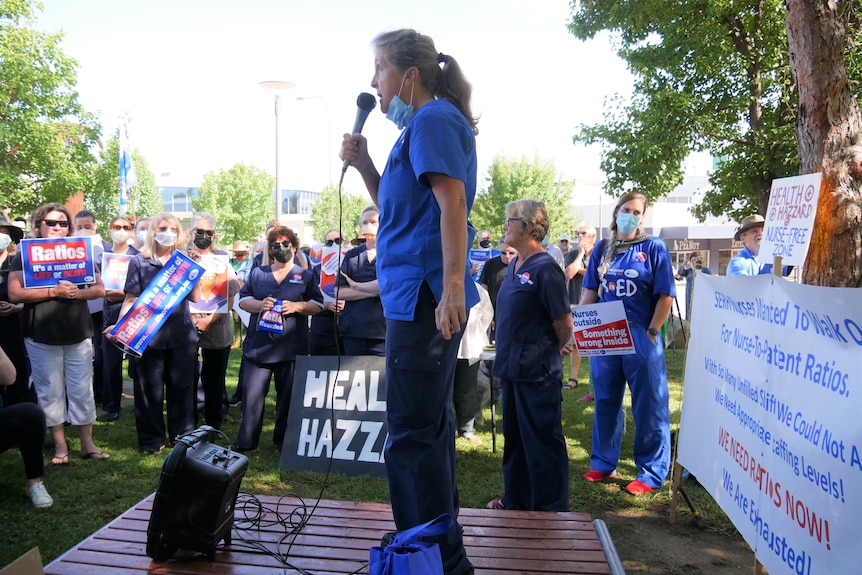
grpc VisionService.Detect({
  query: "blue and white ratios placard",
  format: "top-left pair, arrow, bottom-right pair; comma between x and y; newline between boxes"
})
759,173 -> 822,266
21,237 -> 95,288
109,251 -> 203,357
678,273 -> 862,574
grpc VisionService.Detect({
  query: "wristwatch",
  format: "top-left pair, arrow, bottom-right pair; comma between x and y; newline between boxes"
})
647,327 -> 659,336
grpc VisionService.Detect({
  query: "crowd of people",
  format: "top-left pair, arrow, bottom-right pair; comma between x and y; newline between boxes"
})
1,29 -> 776,575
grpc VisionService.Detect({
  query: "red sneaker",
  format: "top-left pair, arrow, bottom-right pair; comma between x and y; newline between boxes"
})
625,479 -> 656,494
583,469 -> 615,482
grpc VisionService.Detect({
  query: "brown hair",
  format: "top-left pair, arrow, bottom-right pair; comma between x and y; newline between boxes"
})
31,203 -> 72,238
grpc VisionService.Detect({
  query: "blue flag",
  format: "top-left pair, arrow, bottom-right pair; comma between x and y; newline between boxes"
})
119,124 -> 138,216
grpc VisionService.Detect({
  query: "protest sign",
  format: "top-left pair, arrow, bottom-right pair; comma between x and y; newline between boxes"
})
100,253 -> 134,291
189,253 -> 230,313
109,251 -> 203,357
319,243 -> 347,301
20,237 -> 95,288
759,173 -> 822,266
280,355 -> 387,477
572,301 -> 635,356
678,273 -> 862,574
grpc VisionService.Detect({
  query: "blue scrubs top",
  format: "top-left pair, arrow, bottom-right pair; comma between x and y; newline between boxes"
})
124,253 -> 198,349
583,238 -> 676,326
493,251 -> 569,383
376,99 -> 479,320
336,244 -> 386,339
239,264 -> 323,363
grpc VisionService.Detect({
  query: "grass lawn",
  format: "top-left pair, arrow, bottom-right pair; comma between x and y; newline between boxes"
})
0,345 -> 737,568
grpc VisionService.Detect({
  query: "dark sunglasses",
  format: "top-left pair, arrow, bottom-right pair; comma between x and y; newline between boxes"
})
194,229 -> 215,238
42,219 -> 70,228
271,240 -> 292,249
325,238 -> 343,247
110,224 -> 133,231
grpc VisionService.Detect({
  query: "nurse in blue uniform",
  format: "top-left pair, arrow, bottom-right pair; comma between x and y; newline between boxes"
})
336,206 -> 386,356
116,212 -> 202,454
235,226 -> 322,452
580,192 -> 676,494
340,29 -> 479,575
489,199 -> 574,511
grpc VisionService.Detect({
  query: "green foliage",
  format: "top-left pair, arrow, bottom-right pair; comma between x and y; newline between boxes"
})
86,134 -> 161,225
309,184 -> 367,242
568,0 -> 800,221
472,154 -> 577,243
0,0 -> 101,213
193,163 -> 274,246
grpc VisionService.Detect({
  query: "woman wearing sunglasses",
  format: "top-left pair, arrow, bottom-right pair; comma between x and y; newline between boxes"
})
234,225 -> 323,452
8,202 -> 109,464
108,211 -> 202,454
100,215 -> 139,421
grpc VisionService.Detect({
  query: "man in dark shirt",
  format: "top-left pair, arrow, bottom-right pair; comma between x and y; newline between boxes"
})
564,223 -> 596,396
479,238 -> 515,343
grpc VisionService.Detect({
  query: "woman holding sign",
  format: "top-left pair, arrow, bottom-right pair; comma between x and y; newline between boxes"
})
486,199 -> 573,511
100,215 -> 138,422
113,212 -> 202,455
580,192 -> 676,494
235,225 -> 323,453
8,202 -> 108,464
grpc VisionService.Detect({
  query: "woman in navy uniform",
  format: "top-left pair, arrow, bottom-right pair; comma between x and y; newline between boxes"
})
340,29 -> 478,575
488,199 -> 573,511
580,192 -> 676,494
234,226 -> 322,452
336,206 -> 385,356
116,212 -> 202,454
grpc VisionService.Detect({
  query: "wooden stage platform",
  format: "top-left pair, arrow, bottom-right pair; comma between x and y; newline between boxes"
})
45,494 -> 618,574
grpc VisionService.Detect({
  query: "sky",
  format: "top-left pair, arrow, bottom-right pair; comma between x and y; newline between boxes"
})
35,0 -> 635,198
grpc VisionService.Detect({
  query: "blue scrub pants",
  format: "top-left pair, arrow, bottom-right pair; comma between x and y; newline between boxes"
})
589,326 -> 671,488
500,375 -> 570,510
384,282 -> 473,575
236,359 -> 295,451
131,343 -> 197,449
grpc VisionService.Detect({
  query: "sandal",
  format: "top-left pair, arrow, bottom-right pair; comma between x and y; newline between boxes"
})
80,450 -> 110,461
563,378 -> 578,389
51,453 -> 69,466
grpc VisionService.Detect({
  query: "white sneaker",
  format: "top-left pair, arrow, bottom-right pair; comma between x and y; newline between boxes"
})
26,481 -> 54,508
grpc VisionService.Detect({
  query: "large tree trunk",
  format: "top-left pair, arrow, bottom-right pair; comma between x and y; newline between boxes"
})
785,0 -> 862,287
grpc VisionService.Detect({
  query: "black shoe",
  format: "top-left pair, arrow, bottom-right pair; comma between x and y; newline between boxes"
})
228,395 -> 241,406
104,411 -> 120,422
232,444 -> 257,454
141,444 -> 164,455
381,531 -> 396,547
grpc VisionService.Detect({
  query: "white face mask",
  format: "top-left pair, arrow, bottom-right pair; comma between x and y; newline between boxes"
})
154,231 -> 177,247
136,230 -> 148,244
0,232 -> 11,251
111,230 -> 131,245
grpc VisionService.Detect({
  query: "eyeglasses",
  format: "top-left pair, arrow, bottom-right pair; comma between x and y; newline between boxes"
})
194,229 -> 215,238
271,240 -> 292,249
42,219 -> 70,228
110,224 -> 133,231
325,237 -> 343,247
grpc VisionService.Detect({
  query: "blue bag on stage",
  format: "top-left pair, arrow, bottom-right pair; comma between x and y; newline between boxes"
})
369,513 -> 453,575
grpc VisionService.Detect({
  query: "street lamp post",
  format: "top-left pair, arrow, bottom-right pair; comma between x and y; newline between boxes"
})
296,95 -> 332,186
260,80 -> 296,222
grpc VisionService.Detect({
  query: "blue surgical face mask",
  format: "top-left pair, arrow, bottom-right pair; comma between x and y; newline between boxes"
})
0,232 -> 11,251
615,212 -> 641,236
386,72 -> 415,129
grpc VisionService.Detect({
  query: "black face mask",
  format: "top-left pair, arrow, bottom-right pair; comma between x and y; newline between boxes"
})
479,239 -> 491,249
271,246 -> 293,263
193,236 -> 213,249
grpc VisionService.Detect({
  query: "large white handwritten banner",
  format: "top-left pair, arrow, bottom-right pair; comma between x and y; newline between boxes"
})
678,274 -> 862,574
280,355 -> 387,477
760,173 -> 821,266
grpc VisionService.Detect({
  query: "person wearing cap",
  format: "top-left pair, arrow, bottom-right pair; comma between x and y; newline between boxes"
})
0,215 -> 35,406
558,233 -> 570,256
230,240 -> 252,283
727,214 -> 774,276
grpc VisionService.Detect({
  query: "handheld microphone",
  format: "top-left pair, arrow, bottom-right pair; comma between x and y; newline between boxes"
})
342,92 -> 377,172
